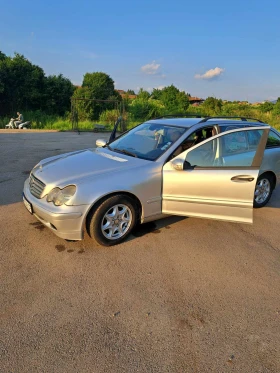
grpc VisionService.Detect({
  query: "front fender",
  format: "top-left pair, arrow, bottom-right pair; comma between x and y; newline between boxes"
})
70,164 -> 163,222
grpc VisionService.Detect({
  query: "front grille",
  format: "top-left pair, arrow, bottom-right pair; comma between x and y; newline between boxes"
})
29,173 -> 46,199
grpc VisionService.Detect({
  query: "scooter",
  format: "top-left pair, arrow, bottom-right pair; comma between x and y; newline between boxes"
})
5,118 -> 31,129
18,121 -> 31,129
5,118 -> 16,129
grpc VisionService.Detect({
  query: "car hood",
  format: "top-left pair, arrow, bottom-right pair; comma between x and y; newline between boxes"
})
32,148 -> 148,187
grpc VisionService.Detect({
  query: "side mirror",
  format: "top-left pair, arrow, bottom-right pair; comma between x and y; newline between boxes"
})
171,158 -> 184,171
96,139 -> 107,148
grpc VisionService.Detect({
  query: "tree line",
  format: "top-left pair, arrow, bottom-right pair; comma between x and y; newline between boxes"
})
0,52 -> 74,116
0,51 -> 279,129
72,73 -> 191,122
0,51 -> 191,123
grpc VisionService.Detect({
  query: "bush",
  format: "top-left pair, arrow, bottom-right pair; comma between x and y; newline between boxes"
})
259,102 -> 274,113
99,109 -> 120,125
0,115 -> 10,128
129,99 -> 164,120
273,99 -> 280,118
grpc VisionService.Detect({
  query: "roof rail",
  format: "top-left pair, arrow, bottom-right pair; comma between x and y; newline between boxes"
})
152,114 -> 203,119
199,116 -> 264,123
151,114 -> 264,123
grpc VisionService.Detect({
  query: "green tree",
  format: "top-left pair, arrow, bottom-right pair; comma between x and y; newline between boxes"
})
126,89 -> 135,95
0,53 -> 45,115
273,98 -> 280,117
176,91 -> 190,112
43,74 -> 74,115
160,85 -> 190,113
82,72 -> 115,99
72,86 -> 95,120
151,88 -> 162,100
202,97 -> 223,116
129,98 -> 164,120
106,91 -> 122,111
259,101 -> 274,113
0,51 -> 6,95
0,52 -> 75,117
137,88 -> 150,101
73,72 -> 119,120
0,51 -> 7,61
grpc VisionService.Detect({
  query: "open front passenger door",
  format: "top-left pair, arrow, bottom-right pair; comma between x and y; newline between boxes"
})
162,127 -> 270,223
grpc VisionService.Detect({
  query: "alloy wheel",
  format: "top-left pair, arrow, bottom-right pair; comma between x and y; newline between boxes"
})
254,178 -> 271,204
101,204 -> 132,240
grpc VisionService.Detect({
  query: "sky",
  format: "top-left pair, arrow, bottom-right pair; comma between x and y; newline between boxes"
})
1,0 -> 280,102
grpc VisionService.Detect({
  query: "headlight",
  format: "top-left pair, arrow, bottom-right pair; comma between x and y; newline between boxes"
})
46,187 -> 60,203
47,185 -> 76,206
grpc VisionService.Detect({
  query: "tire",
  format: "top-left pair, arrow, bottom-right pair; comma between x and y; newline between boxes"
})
87,195 -> 137,246
253,174 -> 274,208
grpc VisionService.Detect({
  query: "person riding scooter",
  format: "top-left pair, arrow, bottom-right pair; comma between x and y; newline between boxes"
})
5,112 -> 25,129
14,112 -> 24,128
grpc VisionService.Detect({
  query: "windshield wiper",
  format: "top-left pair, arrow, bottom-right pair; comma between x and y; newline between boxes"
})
112,148 -> 138,158
105,144 -> 113,151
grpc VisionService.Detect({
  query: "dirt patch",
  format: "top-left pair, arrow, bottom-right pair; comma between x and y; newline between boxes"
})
55,244 -> 66,252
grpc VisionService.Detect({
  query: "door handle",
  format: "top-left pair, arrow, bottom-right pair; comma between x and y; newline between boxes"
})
231,175 -> 255,182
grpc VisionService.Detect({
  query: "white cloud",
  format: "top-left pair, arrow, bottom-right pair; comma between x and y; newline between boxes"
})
157,85 -> 165,90
195,67 -> 225,80
141,60 -> 161,75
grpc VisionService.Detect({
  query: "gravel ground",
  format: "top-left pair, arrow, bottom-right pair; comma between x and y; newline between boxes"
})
1,131 -> 280,373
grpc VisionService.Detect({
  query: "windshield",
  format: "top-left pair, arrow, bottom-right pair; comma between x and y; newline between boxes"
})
108,122 -> 187,161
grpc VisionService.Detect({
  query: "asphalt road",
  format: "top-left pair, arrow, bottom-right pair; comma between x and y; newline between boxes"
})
1,131 -> 280,373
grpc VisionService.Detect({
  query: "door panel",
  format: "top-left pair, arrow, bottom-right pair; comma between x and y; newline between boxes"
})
162,127 -> 270,223
162,167 -> 261,223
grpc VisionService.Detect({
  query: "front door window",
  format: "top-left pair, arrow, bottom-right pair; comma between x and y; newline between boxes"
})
185,129 -> 265,168
170,126 -> 216,159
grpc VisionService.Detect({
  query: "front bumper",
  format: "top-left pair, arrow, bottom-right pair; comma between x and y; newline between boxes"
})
23,179 -> 89,240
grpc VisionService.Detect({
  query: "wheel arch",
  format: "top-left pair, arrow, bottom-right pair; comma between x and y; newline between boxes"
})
84,191 -> 143,234
258,170 -> 277,189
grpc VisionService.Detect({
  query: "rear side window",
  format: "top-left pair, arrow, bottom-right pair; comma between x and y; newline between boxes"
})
266,130 -> 280,148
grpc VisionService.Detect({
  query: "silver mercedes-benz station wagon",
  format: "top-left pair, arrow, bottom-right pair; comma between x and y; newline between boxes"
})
23,116 -> 280,246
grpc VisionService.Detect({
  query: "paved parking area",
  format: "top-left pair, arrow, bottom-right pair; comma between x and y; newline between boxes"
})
1,131 -> 280,372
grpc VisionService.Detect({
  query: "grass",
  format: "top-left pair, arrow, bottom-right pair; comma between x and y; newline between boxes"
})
32,119 -> 141,131
0,109 -> 140,131
1,109 -> 279,131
